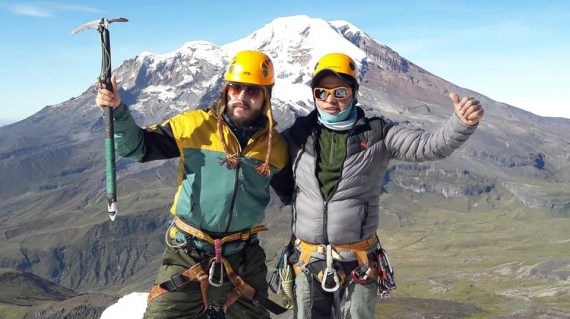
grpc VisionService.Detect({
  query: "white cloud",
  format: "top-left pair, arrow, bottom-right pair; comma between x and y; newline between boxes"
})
11,5 -> 52,17
7,3 -> 101,17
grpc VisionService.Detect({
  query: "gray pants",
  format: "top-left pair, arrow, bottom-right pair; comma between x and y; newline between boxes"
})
294,271 -> 377,319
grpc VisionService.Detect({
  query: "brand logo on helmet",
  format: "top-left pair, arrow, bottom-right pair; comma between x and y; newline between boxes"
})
227,62 -> 235,74
262,59 -> 270,78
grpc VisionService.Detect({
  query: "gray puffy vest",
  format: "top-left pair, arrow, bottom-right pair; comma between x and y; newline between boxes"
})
286,107 -> 476,245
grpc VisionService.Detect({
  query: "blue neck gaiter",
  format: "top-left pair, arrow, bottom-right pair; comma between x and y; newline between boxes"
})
317,104 -> 357,131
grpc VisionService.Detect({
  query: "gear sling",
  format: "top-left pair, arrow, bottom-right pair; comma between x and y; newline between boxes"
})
147,216 -> 287,316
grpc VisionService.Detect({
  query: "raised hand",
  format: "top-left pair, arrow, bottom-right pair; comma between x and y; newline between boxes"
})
449,92 -> 484,126
96,74 -> 122,111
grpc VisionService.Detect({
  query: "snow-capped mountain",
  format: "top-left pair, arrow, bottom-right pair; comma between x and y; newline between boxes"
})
223,16 -> 368,114
84,16 -> 375,125
0,15 -> 569,319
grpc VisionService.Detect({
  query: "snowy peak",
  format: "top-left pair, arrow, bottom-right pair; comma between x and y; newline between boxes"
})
329,20 -> 364,34
133,41 -> 225,65
222,15 -> 370,112
125,41 -> 225,88
43,15 -> 419,119
109,15 -> 378,116
224,15 -> 367,72
111,41 -> 227,122
48,15 -> 420,119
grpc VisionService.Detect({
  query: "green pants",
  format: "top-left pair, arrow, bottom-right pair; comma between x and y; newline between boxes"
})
144,241 -> 270,319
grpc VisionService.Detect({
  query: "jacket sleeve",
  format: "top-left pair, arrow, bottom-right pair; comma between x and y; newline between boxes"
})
270,159 -> 294,205
384,113 -> 477,162
269,127 -> 295,205
113,104 -> 180,162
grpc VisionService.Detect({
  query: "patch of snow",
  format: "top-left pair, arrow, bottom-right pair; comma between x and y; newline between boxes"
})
100,292 -> 148,319
138,51 -> 155,58
273,82 -> 312,108
180,74 -> 196,86
134,41 -> 226,74
142,85 -> 176,100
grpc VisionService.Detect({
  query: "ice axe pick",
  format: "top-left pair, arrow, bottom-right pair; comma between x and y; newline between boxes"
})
71,17 -> 128,221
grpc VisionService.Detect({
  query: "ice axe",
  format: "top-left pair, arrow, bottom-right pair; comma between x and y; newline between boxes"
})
71,17 -> 128,221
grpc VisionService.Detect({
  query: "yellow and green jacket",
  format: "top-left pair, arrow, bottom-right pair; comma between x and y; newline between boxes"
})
113,102 -> 290,234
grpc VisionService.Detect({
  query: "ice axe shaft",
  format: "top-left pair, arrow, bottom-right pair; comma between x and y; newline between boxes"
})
71,17 -> 128,221
99,24 -> 117,221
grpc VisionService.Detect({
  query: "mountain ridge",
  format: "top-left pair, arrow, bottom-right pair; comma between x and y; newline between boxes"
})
0,15 -> 569,319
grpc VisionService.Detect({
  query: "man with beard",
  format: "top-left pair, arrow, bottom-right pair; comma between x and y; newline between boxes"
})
96,50 -> 292,319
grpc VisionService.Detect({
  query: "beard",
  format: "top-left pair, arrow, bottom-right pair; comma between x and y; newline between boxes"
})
226,101 -> 263,127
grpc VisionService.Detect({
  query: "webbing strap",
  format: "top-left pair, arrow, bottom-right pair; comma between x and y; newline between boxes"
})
220,258 -> 287,314
173,216 -> 268,245
147,262 -> 209,305
295,236 -> 377,266
221,258 -> 255,311
147,285 -> 168,304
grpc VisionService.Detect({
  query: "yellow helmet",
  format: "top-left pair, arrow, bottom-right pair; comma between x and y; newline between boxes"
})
312,53 -> 358,88
225,50 -> 274,86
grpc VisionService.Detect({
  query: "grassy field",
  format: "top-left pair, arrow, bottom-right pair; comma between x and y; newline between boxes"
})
0,305 -> 28,319
367,192 -> 570,318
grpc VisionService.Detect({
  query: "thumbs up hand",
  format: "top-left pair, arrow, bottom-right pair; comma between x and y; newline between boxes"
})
449,92 -> 484,126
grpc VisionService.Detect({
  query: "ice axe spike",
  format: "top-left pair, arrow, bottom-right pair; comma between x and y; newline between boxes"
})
71,17 -> 128,221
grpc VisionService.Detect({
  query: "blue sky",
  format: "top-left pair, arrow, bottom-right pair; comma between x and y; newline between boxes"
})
1,0 -> 569,124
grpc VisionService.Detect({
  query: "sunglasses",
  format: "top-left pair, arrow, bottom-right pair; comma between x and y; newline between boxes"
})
313,87 -> 351,100
227,83 -> 264,99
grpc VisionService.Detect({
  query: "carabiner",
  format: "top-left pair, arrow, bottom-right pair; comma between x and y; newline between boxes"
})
321,245 -> 340,292
321,267 -> 341,292
379,248 -> 393,274
351,265 -> 369,285
376,248 -> 396,290
208,262 -> 224,287
378,289 -> 391,299
268,269 -> 281,294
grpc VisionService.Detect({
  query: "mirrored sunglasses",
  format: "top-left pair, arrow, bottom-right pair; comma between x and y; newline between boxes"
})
313,87 -> 351,100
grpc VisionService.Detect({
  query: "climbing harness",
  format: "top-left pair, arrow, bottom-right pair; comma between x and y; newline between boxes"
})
285,233 -> 396,297
148,216 -> 287,315
292,235 -> 377,292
